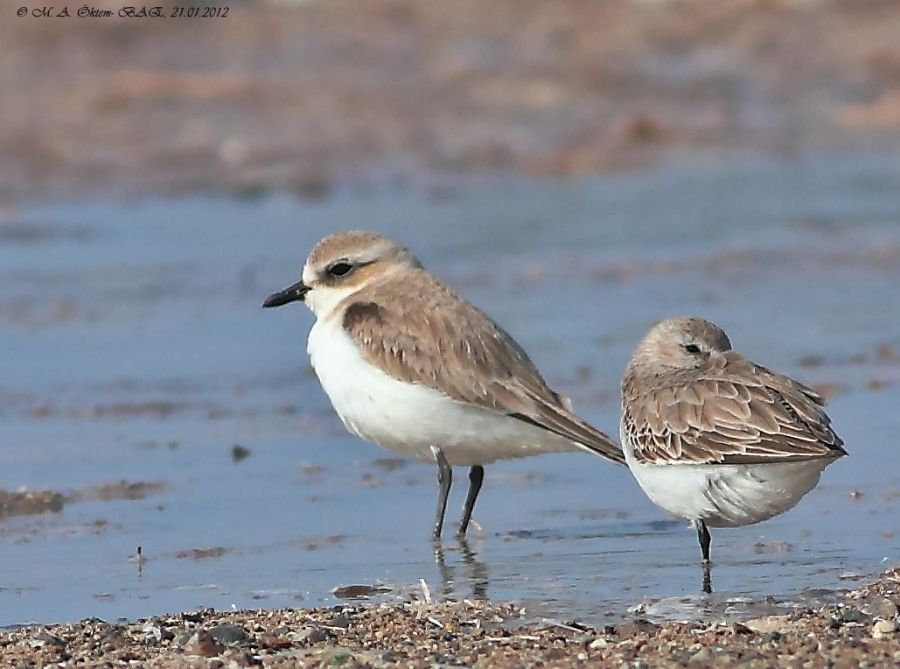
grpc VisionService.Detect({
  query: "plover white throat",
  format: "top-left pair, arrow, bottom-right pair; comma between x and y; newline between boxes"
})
264,231 -> 624,539
621,317 -> 845,588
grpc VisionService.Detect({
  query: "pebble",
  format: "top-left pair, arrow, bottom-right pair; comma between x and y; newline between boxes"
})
862,597 -> 899,620
617,619 -> 658,636
27,633 -> 65,649
183,629 -> 224,657
295,627 -> 330,644
141,621 -> 164,642
208,624 -> 249,645
839,608 -> 869,624
745,616 -> 791,634
332,585 -> 391,599
873,619 -> 897,639
689,648 -> 711,664
100,629 -> 128,651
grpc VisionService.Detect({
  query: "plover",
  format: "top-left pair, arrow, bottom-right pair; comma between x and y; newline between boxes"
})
264,231 -> 624,539
621,317 -> 845,585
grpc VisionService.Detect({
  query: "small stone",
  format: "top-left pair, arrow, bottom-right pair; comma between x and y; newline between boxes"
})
322,648 -> 355,666
27,633 -> 65,649
745,616 -> 791,634
689,648 -> 711,664
873,619 -> 897,639
180,610 -> 204,623
589,637 -> 609,649
731,623 -> 753,635
616,619 -> 658,636
142,622 -> 163,642
208,624 -> 249,645
100,629 -> 128,651
839,608 -> 869,624
173,629 -> 194,647
259,634 -> 293,650
745,661 -> 773,669
183,629 -> 224,657
862,597 -> 899,619
331,584 -> 390,600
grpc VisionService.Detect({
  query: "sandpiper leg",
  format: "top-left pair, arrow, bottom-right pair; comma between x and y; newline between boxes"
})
702,562 -> 713,594
697,519 -> 713,593
457,465 -> 484,536
432,447 -> 452,541
697,519 -> 711,563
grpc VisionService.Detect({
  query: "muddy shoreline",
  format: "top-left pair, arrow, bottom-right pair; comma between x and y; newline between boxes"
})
2,569 -> 899,667
4,0 -> 900,201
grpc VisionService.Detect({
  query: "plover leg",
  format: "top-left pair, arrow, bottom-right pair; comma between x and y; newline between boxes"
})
432,446 -> 452,541
458,465 -> 484,536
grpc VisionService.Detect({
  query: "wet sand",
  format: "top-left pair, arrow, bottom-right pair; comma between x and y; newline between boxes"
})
2,569 -> 899,668
1,160 -> 899,627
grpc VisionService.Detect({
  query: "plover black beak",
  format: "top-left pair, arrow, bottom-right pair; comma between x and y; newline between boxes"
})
262,280 -> 310,308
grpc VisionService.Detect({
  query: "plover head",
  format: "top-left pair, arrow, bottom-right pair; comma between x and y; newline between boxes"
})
631,317 -> 733,372
263,231 -> 422,317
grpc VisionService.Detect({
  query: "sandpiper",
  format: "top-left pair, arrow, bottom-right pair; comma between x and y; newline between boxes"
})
621,317 -> 845,589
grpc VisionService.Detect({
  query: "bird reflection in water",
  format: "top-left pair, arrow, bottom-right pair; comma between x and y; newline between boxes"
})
433,537 -> 489,600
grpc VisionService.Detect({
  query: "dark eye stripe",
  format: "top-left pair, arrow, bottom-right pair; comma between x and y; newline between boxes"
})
684,344 -> 701,354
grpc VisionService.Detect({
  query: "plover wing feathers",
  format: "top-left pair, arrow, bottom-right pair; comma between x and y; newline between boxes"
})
623,351 -> 845,466
342,275 -> 625,465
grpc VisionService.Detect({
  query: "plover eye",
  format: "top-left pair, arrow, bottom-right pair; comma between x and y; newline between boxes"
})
327,262 -> 353,277
684,344 -> 702,354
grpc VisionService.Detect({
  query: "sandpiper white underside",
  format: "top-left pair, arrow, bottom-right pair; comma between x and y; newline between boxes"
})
307,314 -> 580,466
620,423 -> 831,528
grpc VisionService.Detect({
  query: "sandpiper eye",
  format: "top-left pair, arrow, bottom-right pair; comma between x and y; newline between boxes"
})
327,262 -> 353,277
684,343 -> 702,354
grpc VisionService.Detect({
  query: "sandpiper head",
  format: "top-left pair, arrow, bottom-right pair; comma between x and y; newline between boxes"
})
630,317 -> 732,372
262,231 -> 422,317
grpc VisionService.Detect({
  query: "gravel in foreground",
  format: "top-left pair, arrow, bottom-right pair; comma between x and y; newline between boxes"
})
2,569 -> 899,668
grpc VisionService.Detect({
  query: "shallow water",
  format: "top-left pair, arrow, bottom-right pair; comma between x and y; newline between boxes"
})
1,153 -> 899,627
